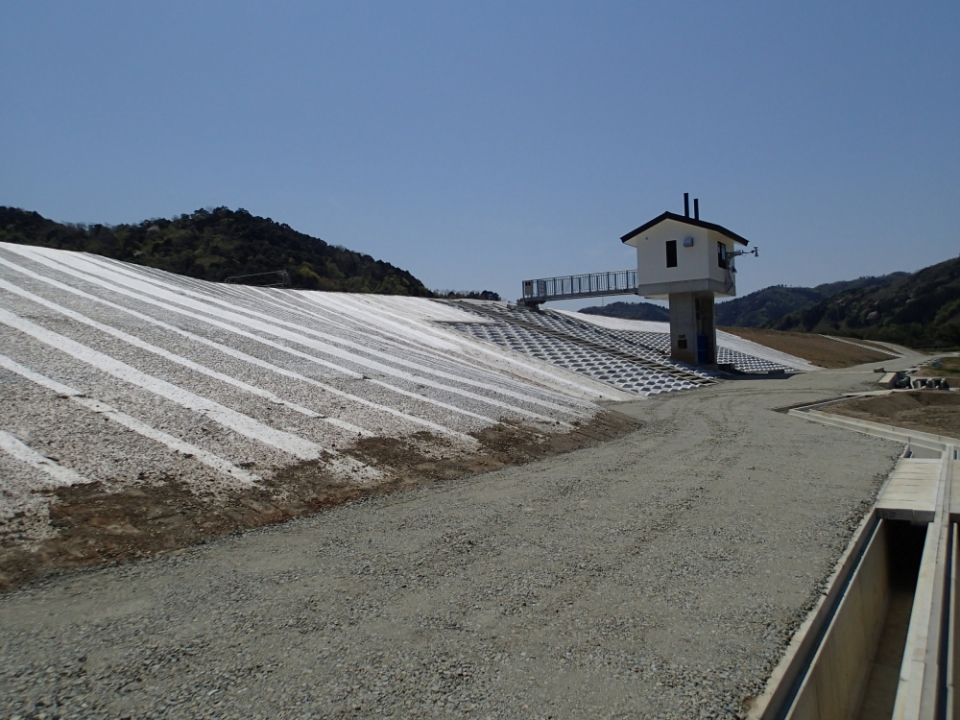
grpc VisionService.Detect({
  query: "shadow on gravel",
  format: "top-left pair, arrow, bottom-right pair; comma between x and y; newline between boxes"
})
0,411 -> 640,592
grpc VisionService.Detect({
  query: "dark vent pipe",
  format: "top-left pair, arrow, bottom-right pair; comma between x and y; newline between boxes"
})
694,198 -> 699,220
684,193 -> 689,217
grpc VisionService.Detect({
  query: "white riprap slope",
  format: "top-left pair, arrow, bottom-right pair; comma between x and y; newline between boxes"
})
0,243 -> 627,542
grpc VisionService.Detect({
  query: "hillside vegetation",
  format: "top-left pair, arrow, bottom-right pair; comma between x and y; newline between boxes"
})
771,255 -> 960,348
580,300 -> 669,321
580,273 -> 906,327
717,273 -> 906,326
0,206 -> 432,295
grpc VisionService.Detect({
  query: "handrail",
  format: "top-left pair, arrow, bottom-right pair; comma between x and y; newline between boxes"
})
520,269 -> 638,304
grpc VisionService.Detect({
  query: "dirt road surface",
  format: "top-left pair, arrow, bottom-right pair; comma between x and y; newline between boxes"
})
0,356 -> 924,720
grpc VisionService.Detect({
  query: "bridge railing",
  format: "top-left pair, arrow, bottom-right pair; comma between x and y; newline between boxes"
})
520,269 -> 638,304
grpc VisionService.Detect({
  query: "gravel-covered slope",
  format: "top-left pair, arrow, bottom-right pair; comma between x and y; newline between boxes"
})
0,243 -> 630,548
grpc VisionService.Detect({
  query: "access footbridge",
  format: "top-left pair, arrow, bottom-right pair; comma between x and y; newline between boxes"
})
519,269 -> 638,306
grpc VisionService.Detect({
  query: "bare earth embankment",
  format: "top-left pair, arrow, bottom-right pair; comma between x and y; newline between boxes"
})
0,366 -> 909,720
720,327 -> 892,368
826,389 -> 960,439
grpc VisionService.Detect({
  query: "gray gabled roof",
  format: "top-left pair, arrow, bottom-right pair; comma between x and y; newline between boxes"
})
620,211 -> 749,246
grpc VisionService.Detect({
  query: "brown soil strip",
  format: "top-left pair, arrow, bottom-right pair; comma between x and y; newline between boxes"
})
0,410 -> 640,593
823,390 -> 960,439
720,327 -> 892,368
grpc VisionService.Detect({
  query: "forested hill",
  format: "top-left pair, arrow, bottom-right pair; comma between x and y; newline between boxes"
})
0,206 -> 432,296
580,300 -> 669,321
770,255 -> 960,348
579,272 -> 907,327
714,273 -> 906,327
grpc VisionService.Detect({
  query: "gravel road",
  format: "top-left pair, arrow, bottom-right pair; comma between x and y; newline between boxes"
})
0,359 -> 920,720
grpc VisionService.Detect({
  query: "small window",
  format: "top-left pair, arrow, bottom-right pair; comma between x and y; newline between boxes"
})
717,242 -> 727,269
678,334 -> 687,349
666,240 -> 677,268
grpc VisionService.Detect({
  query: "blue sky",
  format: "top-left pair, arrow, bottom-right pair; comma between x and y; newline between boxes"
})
2,1 -> 958,308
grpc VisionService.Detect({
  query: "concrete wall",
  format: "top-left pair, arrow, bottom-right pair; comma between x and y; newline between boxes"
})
786,519 -> 892,720
668,292 -> 716,366
951,529 -> 958,720
668,293 -> 698,365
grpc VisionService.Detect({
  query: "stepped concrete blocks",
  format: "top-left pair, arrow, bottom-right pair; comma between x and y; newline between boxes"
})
447,303 -> 793,397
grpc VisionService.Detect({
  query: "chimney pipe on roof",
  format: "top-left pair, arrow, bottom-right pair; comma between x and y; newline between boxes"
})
684,193 -> 689,218
694,198 -> 699,220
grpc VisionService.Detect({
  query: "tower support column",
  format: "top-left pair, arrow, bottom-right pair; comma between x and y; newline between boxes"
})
668,292 -> 717,367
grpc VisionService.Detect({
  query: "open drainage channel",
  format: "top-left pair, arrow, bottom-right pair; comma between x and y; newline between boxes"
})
752,400 -> 960,720
753,512 -> 928,720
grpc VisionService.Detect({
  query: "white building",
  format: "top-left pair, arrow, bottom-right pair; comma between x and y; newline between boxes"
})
620,196 -> 749,366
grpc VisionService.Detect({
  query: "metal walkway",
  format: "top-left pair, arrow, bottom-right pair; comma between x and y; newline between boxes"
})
519,269 -> 638,305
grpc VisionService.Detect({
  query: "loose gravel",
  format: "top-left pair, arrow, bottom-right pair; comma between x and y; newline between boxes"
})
0,359 -> 921,720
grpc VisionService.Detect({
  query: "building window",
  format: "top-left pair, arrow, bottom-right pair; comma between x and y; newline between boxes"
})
717,242 -> 727,269
666,240 -> 677,268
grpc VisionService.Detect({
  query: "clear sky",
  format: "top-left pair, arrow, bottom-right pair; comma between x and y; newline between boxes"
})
2,1 -> 958,307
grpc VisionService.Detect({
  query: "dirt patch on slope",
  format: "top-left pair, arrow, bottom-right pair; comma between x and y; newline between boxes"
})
825,390 -> 960,439
0,411 -> 640,592
720,327 -> 892,368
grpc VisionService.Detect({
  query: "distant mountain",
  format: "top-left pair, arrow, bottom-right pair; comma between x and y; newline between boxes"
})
715,286 -> 825,327
812,274 -> 910,298
579,272 -> 907,327
770,256 -> 960,348
0,206 -> 433,296
579,300 -> 669,321
714,274 -> 907,327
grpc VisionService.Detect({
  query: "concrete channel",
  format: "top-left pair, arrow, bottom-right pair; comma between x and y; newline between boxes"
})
750,406 -> 960,720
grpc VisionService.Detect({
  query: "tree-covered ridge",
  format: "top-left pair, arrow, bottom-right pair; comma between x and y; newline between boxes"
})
714,286 -> 824,327
0,206 -> 433,296
580,300 -> 669,321
579,272 -> 907,327
770,256 -> 960,348
712,274 -> 907,327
